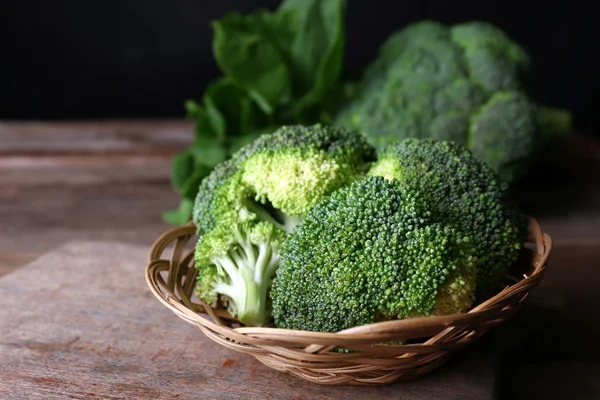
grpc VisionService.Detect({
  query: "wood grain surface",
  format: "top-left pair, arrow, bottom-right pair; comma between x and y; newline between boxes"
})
0,241 -> 496,400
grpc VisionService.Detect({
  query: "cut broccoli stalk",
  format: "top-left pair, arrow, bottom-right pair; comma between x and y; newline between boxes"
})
242,197 -> 303,234
536,105 -> 572,140
196,222 -> 284,326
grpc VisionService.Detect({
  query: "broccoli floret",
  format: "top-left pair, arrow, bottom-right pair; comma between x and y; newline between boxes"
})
378,21 -> 450,65
369,139 -> 527,299
193,124 -> 376,236
192,124 -> 376,326
334,20 -> 571,183
271,176 -> 477,333
450,21 -> 530,75
469,91 -> 537,182
192,159 -> 245,237
233,124 -> 376,217
195,222 -> 285,326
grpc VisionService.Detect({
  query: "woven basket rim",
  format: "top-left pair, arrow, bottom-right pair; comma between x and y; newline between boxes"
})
145,216 -> 551,340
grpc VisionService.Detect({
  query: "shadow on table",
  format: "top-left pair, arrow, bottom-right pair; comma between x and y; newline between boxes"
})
493,243 -> 600,399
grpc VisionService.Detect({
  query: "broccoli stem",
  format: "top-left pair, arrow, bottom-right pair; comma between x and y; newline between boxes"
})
536,105 -> 572,141
209,237 -> 278,326
242,198 -> 302,233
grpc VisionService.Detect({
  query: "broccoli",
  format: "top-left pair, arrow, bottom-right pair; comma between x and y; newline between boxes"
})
192,124 -> 376,326
193,124 -> 376,237
335,20 -> 571,183
195,222 -> 285,326
271,176 -> 477,333
368,139 -> 527,299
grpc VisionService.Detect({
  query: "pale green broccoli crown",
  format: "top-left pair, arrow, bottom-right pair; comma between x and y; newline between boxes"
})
241,149 -> 361,217
193,124 -> 376,235
195,222 -> 285,326
271,176 -> 476,333
378,21 -> 450,66
369,139 -> 527,299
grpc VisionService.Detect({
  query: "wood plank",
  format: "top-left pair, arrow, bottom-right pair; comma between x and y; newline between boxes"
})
0,241 -> 496,400
0,120 -> 193,155
0,179 -> 178,277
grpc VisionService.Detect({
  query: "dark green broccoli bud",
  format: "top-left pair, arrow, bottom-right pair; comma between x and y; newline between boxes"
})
386,40 -> 467,87
434,78 -> 487,114
195,221 -> 285,326
334,20 -> 571,183
379,21 -> 450,65
369,139 -> 527,299
271,176 -> 477,333
357,92 -> 421,149
450,21 -> 530,72
348,21 -> 451,107
469,91 -> 537,183
461,44 -> 525,93
430,111 -> 469,146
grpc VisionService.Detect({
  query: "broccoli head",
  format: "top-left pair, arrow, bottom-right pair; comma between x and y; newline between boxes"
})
271,176 -> 477,333
192,124 -> 376,236
335,20 -> 571,183
192,124 -> 376,326
369,139 -> 527,299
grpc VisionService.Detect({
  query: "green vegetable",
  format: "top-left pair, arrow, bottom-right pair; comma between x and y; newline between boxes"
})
196,222 -> 285,326
165,0 -> 346,224
335,20 -> 571,183
369,138 -> 527,298
193,124 -> 375,326
271,175 -> 477,332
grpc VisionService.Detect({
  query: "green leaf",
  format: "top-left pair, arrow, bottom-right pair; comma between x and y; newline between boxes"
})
279,0 -> 345,122
212,11 -> 292,114
185,100 -> 224,146
180,163 -> 213,201
189,140 -> 227,169
202,77 -> 271,138
279,0 -> 342,90
162,198 -> 194,226
171,149 -> 195,193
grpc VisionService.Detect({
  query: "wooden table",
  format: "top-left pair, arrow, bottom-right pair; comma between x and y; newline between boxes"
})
1,121 -> 599,399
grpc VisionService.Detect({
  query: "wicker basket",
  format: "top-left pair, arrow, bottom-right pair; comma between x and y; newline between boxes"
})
145,216 -> 552,386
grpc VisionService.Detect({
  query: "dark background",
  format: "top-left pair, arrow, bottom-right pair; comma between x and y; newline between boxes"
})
1,0 -> 597,136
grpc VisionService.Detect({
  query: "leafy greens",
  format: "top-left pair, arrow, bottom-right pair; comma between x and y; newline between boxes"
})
164,0 -> 346,225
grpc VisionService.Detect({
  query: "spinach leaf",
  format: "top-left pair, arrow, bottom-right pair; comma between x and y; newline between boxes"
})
162,198 -> 194,226
170,149 -> 196,194
212,12 -> 293,115
280,0 -> 346,122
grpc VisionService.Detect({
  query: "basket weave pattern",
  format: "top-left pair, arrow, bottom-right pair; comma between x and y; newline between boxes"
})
145,217 -> 552,385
